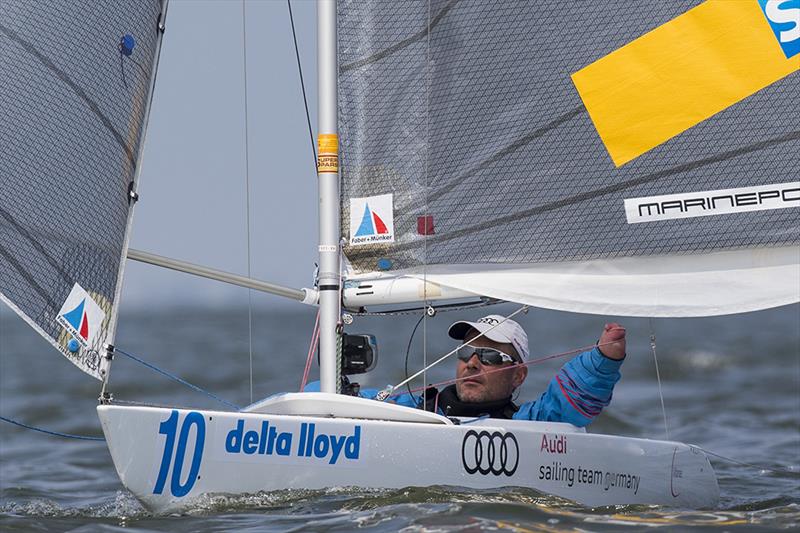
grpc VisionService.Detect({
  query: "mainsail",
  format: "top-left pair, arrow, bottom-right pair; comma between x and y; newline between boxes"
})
338,0 -> 800,316
0,1 -> 167,378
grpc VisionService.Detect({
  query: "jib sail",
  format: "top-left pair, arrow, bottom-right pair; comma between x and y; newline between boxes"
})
0,1 -> 167,378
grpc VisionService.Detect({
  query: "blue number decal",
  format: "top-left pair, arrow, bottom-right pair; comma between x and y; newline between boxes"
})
152,410 -> 206,497
153,410 -> 178,495
170,411 -> 206,497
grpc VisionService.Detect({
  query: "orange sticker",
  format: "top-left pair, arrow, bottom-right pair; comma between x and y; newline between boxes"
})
317,134 -> 339,173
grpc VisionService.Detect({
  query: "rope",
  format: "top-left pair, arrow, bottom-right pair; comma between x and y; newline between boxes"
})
404,314 -> 425,401
116,348 -> 241,411
287,0 -> 317,168
696,447 -> 799,476
460,414 -> 490,425
0,415 -> 105,441
391,341 -> 599,399
649,318 -> 669,440
241,0 -> 254,405
300,309 -> 321,391
379,305 -> 529,399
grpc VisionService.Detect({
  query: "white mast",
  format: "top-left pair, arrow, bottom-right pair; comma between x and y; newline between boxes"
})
317,0 -> 340,393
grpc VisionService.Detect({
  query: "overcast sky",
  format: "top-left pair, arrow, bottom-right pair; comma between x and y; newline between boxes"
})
122,0 -> 319,309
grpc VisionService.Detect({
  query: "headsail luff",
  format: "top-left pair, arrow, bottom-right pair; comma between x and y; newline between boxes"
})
338,0 -> 800,317
0,0 -> 167,379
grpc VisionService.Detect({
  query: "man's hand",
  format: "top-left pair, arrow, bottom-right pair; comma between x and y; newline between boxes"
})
598,323 -> 626,360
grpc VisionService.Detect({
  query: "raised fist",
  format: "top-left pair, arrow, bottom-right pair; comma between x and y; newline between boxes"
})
598,322 -> 626,360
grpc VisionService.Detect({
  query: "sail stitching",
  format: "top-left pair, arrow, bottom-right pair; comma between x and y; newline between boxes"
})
0,23 -> 137,165
339,0 -> 460,73
387,131 -> 800,253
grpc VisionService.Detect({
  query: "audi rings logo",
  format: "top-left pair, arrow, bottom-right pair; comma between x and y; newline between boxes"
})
461,430 -> 519,476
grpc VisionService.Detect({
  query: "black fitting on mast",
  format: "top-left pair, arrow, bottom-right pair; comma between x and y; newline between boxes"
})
127,181 -> 139,204
98,344 -> 115,404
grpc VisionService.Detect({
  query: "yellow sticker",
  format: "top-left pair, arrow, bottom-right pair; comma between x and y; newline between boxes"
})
317,133 -> 339,173
572,0 -> 800,167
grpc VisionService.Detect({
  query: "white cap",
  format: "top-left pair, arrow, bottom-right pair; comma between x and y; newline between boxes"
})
448,314 -> 529,362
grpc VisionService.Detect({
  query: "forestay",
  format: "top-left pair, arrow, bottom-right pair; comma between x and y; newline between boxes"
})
0,0 -> 166,378
338,0 -> 800,316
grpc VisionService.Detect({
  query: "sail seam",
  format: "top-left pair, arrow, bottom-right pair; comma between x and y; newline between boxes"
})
339,0 -> 460,73
386,130 -> 800,254
0,23 -> 136,165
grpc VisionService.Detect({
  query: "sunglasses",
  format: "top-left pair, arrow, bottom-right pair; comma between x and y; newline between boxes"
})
456,345 -> 518,365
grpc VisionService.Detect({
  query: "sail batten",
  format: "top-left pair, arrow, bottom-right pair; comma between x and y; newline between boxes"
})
0,0 -> 166,379
338,0 -> 800,316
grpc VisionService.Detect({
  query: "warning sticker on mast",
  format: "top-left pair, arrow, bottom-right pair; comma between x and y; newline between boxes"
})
350,194 -> 395,245
56,283 -> 107,348
624,182 -> 800,224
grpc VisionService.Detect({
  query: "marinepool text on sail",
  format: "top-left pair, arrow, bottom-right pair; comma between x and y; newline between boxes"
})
624,182 -> 799,224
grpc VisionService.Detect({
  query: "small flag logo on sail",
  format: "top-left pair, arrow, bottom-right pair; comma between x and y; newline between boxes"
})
350,194 -> 395,246
56,283 -> 107,348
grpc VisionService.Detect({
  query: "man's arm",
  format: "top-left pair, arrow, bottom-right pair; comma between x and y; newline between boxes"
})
513,324 -> 626,427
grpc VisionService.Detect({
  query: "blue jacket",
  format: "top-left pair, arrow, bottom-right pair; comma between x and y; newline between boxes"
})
305,347 -> 623,427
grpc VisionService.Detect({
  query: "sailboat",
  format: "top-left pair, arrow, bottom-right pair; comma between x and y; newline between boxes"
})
2,0 -> 798,514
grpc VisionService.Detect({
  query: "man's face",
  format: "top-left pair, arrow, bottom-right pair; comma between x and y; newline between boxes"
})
455,328 -> 528,403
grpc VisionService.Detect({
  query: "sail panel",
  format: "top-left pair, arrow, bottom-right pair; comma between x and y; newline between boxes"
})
338,0 -> 800,315
0,1 -> 165,379
400,246 -> 799,318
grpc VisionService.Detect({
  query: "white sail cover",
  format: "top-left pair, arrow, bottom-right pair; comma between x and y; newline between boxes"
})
338,0 -> 800,316
0,1 -> 167,378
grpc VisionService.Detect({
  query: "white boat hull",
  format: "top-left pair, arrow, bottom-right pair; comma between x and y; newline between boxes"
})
97,399 -> 718,513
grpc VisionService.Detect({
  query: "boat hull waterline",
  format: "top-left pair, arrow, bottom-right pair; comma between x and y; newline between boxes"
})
97,404 -> 718,513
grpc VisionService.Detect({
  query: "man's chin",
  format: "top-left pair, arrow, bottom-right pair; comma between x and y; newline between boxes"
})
456,383 -> 486,403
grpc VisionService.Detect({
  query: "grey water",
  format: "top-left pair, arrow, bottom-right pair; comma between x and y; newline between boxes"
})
1,303 -> 798,532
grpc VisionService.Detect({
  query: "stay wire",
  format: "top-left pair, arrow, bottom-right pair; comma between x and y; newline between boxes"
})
0,415 -> 105,441
696,446 -> 800,476
380,305 -> 529,399
116,348 -> 241,411
421,0 -> 432,411
241,0 -> 254,405
649,318 -> 669,440
287,0 -> 317,167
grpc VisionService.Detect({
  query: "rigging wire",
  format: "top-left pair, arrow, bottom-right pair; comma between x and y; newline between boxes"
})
300,309 -> 321,391
116,348 -> 241,410
377,305 -> 529,400
287,0 -> 317,168
404,314 -> 426,401
0,415 -> 105,441
391,340 -> 596,399
241,0 -> 254,405
649,318 -> 670,440
421,0 -> 433,411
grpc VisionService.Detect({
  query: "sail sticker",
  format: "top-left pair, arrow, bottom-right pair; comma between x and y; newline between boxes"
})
572,0 -> 800,167
624,182 -> 800,224
317,134 -> 339,173
758,0 -> 800,59
56,283 -> 107,347
349,194 -> 395,245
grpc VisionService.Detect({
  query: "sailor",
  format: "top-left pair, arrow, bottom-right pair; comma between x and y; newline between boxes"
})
387,314 -> 626,426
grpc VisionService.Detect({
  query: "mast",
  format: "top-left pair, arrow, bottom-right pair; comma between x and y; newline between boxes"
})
317,0 -> 340,393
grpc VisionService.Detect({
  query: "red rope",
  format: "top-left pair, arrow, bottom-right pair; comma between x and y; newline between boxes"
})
390,342 -> 604,399
299,309 -> 321,391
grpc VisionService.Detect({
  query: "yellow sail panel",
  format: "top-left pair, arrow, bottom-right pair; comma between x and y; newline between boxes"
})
571,0 -> 800,167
